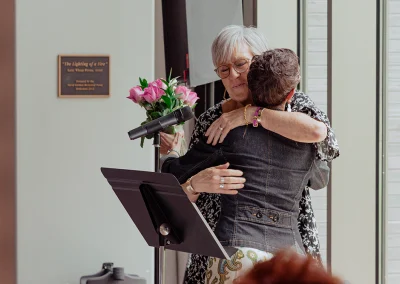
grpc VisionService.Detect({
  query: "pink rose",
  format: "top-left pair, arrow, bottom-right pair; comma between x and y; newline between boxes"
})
143,84 -> 164,103
153,79 -> 167,90
175,86 -> 190,100
175,86 -> 199,107
185,91 -> 199,107
127,86 -> 144,103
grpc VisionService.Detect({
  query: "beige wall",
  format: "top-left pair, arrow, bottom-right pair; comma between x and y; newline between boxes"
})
16,1 -> 155,283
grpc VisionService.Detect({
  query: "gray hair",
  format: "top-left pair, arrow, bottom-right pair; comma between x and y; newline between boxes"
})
211,25 -> 269,67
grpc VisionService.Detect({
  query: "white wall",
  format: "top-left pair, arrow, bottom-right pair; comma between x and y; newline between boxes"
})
257,0 -> 297,52
330,0 -> 377,283
16,1 -> 155,284
387,1 -> 400,283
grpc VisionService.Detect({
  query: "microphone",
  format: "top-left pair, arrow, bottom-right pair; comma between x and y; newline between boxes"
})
128,106 -> 194,140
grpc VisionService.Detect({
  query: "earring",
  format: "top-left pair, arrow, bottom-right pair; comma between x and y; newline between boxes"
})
223,89 -> 228,100
286,102 -> 292,112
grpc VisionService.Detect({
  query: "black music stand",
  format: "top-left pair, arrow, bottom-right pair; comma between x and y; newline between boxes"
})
100,167 -> 237,284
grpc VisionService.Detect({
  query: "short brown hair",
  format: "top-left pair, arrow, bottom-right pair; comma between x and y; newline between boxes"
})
248,48 -> 300,108
235,250 -> 343,284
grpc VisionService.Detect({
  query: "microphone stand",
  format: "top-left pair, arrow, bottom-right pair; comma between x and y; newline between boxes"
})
153,131 -> 165,284
127,107 -> 194,284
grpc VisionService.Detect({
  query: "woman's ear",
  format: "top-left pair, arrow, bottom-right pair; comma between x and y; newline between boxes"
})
285,88 -> 296,103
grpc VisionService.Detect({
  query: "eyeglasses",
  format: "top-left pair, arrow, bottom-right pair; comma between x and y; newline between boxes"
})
214,58 -> 251,79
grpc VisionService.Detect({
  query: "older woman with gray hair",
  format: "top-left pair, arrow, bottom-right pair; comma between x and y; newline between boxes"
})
161,25 -> 339,284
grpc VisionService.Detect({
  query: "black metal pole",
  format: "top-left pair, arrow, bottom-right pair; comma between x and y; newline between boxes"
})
153,131 -> 163,284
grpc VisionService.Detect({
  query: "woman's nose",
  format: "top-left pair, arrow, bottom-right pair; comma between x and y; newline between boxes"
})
229,66 -> 240,79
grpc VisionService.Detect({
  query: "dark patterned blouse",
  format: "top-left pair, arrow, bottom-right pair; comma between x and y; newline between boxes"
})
183,92 -> 340,284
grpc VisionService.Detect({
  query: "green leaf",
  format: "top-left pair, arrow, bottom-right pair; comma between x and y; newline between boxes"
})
168,68 -> 172,81
140,136 -> 145,148
176,100 -> 184,108
150,111 -> 162,119
163,125 -> 174,134
171,97 -> 177,109
161,95 -> 172,108
162,86 -> 171,96
161,79 -> 169,86
139,77 -> 148,89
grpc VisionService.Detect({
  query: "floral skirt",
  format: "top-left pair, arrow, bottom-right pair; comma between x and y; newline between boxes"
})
205,247 -> 274,284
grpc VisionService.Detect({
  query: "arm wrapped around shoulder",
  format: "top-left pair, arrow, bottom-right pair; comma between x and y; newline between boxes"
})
161,138 -> 223,184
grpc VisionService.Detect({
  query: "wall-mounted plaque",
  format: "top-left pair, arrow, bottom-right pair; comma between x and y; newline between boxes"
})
58,55 -> 110,98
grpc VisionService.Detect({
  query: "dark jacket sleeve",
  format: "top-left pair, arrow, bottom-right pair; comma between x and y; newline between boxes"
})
161,138 -> 225,184
308,159 -> 330,190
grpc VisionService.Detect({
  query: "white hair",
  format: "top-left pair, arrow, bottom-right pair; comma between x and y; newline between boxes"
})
211,25 -> 269,67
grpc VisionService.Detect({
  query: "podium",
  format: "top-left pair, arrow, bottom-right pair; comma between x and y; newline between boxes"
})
100,167 -> 237,284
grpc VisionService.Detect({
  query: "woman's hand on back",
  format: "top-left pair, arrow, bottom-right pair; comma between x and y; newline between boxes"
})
190,162 -> 245,195
205,106 -> 255,145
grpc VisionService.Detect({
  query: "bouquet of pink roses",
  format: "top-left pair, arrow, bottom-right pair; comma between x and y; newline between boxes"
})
127,72 -> 199,147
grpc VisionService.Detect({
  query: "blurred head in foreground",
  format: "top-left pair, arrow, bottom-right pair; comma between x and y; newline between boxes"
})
235,250 -> 343,284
